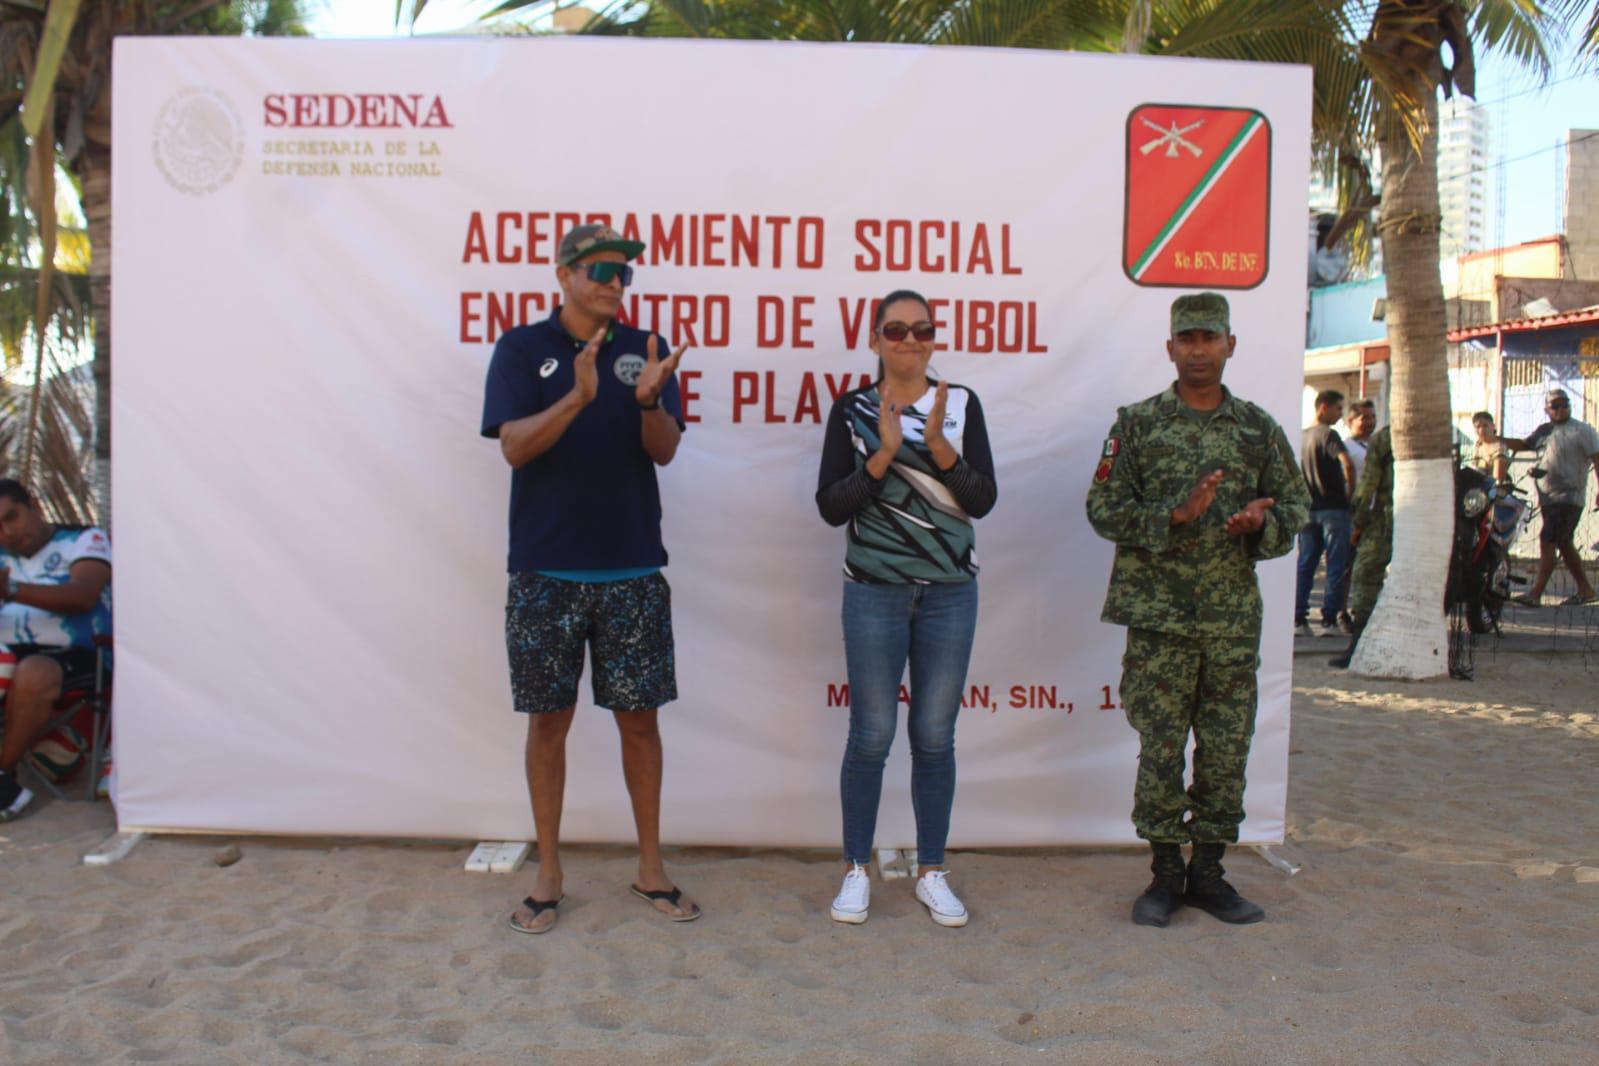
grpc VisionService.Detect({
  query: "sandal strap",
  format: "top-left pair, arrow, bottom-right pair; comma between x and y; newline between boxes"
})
521,896 -> 560,915
636,886 -> 682,906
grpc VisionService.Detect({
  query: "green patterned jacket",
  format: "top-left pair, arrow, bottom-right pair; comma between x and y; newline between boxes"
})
1086,385 -> 1310,637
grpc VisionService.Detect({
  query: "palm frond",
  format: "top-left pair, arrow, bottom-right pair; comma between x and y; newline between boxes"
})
933,0 -> 1119,50
20,0 -> 82,138
1461,0 -> 1559,81
1579,0 -> 1599,62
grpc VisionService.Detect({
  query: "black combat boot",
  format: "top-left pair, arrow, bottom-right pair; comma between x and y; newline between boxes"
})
1184,842 -> 1265,924
1329,619 -> 1364,669
1131,842 -> 1187,927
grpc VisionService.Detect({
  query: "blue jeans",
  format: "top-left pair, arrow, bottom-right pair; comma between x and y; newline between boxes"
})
1295,508 -> 1353,624
839,579 -> 978,867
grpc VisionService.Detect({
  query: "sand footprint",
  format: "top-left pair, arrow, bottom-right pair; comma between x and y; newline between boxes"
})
421,1019 -> 467,1045
1452,928 -> 1502,958
572,997 -> 627,1031
1497,992 -> 1565,1026
768,922 -> 806,944
495,953 -> 543,981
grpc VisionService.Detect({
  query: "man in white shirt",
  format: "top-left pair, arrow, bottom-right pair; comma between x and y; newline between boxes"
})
0,479 -> 112,822
1503,389 -> 1599,606
1343,399 -> 1376,488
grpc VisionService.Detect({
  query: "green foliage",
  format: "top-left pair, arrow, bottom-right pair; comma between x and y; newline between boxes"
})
1555,0 -> 1598,62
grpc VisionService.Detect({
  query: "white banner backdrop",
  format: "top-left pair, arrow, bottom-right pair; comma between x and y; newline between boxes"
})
112,38 -> 1310,845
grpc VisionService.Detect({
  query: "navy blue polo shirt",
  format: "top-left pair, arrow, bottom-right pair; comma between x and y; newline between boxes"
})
481,307 -> 685,573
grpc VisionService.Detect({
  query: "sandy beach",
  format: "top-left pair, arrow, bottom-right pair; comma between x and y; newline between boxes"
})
3,653 -> 1596,1064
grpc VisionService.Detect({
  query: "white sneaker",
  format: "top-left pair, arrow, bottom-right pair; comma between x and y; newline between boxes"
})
1293,621 -> 1314,639
915,870 -> 969,927
830,863 -> 870,924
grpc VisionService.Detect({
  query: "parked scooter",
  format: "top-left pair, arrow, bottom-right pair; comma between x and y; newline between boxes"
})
1447,465 -> 1525,636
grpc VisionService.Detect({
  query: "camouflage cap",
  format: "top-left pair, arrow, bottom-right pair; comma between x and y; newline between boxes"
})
1170,292 -> 1231,336
557,223 -> 645,265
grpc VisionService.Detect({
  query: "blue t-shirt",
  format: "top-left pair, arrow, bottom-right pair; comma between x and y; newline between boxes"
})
481,307 -> 684,573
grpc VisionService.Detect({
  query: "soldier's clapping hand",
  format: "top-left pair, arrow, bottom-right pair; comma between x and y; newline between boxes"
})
1224,497 -> 1276,536
1170,470 -> 1225,526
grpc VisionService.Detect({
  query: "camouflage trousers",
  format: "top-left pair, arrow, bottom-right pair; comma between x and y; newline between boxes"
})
1347,521 -> 1392,627
1119,628 -> 1261,844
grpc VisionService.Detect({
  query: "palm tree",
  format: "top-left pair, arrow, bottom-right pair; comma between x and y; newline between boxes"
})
0,0 -> 307,525
1340,0 -> 1560,678
0,63 -> 95,516
0,137 -> 95,521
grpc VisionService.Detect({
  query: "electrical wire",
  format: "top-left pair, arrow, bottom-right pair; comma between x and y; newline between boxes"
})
1462,70 -> 1592,109
1436,128 -> 1599,185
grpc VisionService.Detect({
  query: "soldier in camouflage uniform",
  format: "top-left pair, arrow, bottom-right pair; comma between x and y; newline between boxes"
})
1331,425 -> 1393,668
1086,293 -> 1310,928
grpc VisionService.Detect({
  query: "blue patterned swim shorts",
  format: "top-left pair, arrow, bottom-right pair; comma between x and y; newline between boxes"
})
505,571 -> 677,714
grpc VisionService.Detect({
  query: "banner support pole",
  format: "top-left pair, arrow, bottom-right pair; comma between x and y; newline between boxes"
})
1253,844 -> 1302,877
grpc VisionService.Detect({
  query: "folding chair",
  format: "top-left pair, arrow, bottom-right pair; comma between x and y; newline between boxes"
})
19,636 -> 112,802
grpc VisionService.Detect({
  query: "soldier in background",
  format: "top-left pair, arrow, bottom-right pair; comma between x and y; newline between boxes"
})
1333,399 -> 1376,633
1332,424 -> 1393,669
1086,292 -> 1309,928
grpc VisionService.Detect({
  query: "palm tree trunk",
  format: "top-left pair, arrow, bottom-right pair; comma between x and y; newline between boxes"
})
82,98 -> 112,527
1350,91 -> 1453,678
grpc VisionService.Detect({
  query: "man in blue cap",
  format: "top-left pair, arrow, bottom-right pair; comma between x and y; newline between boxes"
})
482,223 -> 697,934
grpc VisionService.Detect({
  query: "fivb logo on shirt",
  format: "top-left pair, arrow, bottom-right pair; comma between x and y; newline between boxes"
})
1123,105 -> 1271,289
613,354 -> 647,386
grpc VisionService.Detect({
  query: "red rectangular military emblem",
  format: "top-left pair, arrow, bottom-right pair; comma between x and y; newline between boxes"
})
1094,438 -> 1120,483
1123,104 -> 1270,289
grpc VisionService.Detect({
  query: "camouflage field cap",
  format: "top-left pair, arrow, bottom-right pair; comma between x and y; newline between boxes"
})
557,223 -> 645,265
1170,292 -> 1231,336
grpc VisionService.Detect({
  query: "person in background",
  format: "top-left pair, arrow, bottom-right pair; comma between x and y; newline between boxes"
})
816,288 -> 997,929
1502,389 -> 1599,607
0,479 -> 113,823
1343,399 -> 1376,487
1335,398 -> 1377,631
1470,411 -> 1511,485
1295,390 -> 1357,637
1332,425 -> 1393,668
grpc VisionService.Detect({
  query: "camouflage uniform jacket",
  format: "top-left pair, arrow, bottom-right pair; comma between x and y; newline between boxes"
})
1350,425 -> 1393,537
1086,385 -> 1310,638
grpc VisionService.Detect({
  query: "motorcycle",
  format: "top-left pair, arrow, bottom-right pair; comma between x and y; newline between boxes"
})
1446,465 -> 1525,637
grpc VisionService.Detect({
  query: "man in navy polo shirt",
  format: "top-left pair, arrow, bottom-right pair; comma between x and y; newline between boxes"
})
482,224 -> 696,934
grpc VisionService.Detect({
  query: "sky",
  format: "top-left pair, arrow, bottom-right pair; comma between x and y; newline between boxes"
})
307,1 -> 1597,250
1472,46 -> 1595,248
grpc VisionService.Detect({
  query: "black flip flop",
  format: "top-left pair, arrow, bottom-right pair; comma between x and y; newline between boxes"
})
630,884 -> 702,922
508,896 -> 562,935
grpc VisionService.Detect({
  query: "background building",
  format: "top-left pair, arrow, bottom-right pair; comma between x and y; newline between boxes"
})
1437,97 -> 1491,261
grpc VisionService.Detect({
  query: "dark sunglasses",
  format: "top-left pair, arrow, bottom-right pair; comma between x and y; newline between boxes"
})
877,321 -> 936,343
579,261 -> 634,286
1548,399 -> 1570,408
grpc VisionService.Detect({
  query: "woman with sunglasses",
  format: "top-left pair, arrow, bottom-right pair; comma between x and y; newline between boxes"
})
815,289 -> 998,928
